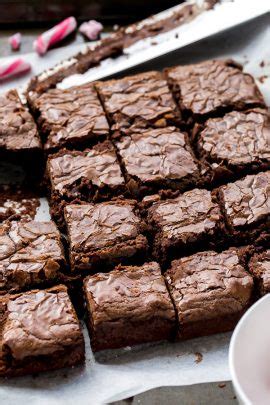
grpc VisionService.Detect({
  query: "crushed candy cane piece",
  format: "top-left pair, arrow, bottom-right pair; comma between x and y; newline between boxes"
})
9,33 -> 22,51
79,20 -> 103,41
33,16 -> 77,56
0,58 -> 31,81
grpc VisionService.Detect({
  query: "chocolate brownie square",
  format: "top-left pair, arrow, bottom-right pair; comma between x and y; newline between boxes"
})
147,188 -> 224,263
165,249 -> 254,339
96,71 -> 181,134
0,285 -> 85,377
28,82 -> 109,152
83,261 -> 176,351
115,126 -> 205,197
0,184 -> 40,223
165,59 -> 265,123
0,90 -> 42,169
64,200 -> 149,273
46,141 -> 128,227
218,171 -> 270,243
0,220 -> 67,294
193,109 -> 270,181
249,250 -> 270,296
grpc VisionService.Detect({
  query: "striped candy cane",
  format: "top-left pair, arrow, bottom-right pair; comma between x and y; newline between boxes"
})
0,58 -> 31,81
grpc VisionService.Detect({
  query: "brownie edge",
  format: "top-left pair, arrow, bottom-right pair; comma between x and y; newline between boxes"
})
83,262 -> 176,351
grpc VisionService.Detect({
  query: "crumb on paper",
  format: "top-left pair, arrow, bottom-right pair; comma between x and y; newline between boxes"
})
194,352 -> 203,363
260,60 -> 265,68
218,383 -> 226,388
258,75 -> 268,84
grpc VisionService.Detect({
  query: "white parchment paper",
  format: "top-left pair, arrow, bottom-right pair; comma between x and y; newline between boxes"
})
0,4 -> 270,404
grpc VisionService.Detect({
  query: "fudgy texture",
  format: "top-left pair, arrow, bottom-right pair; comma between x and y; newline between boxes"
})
83,261 -> 176,351
46,141 -> 128,227
165,249 -> 254,339
147,188 -> 224,263
96,71 -> 181,134
0,185 -> 40,223
0,285 -> 85,377
249,250 -> 270,296
28,82 -> 109,152
115,126 -> 205,197
64,200 -> 149,273
0,90 -> 42,171
165,59 -> 265,122
218,171 -> 270,243
0,220 -> 66,294
194,109 -> 270,180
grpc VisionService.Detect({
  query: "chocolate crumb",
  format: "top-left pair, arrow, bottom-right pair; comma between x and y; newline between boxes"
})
218,383 -> 226,388
260,61 -> 265,68
258,75 -> 268,84
194,352 -> 203,363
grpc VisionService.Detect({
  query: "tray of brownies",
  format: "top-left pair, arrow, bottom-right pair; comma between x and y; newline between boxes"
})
0,0 -> 270,403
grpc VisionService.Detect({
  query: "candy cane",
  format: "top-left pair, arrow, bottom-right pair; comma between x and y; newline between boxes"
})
79,20 -> 103,41
33,16 -> 77,56
9,33 -> 22,51
0,58 -> 31,81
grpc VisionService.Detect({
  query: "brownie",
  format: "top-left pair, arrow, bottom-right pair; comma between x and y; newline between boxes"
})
0,220 -> 66,294
193,109 -> 270,181
83,261 -> 175,351
0,285 -> 85,377
249,250 -> 270,296
28,82 -> 109,152
96,71 -> 181,134
115,126 -> 205,197
0,90 -> 42,169
46,141 -> 128,227
165,59 -> 265,123
218,171 -> 270,243
0,185 -> 40,223
147,188 -> 224,263
165,248 -> 254,339
64,200 -> 149,273
27,31 -> 124,94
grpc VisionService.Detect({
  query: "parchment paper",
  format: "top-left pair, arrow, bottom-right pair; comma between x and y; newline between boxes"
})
0,5 -> 270,405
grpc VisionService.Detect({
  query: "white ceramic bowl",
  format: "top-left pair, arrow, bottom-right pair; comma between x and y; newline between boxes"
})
229,294 -> 270,404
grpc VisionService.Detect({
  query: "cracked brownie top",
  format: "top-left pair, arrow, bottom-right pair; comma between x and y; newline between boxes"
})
165,248 -> 253,326
96,71 -> 181,133
196,109 -> 270,167
219,171 -> 270,230
0,220 -> 66,292
0,90 -> 41,151
115,126 -> 201,186
28,82 -> 109,152
0,285 -> 83,361
165,59 -> 265,118
84,261 -> 175,323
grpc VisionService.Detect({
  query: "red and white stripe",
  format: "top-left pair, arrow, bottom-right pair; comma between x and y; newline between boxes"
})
0,58 -> 31,81
9,33 -> 22,51
33,16 -> 77,56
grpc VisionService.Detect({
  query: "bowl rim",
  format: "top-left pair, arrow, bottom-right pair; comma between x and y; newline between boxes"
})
229,294 -> 270,405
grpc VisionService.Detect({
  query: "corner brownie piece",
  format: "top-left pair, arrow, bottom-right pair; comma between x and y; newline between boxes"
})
115,126 -> 205,197
0,220 -> 66,294
28,82 -> 109,152
249,250 -> 270,296
0,285 -> 85,377
147,188 -> 224,263
165,249 -> 254,339
193,109 -> 270,180
83,261 -> 175,351
46,141 -> 128,227
165,59 -> 265,122
64,200 -> 148,273
218,171 -> 270,243
0,90 -> 42,165
96,71 -> 181,134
